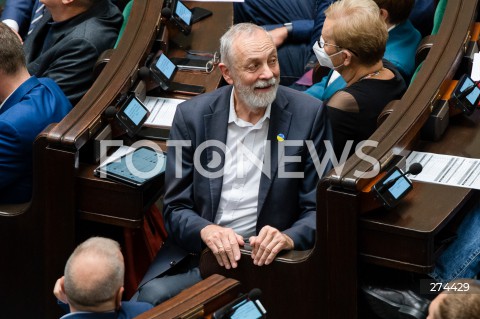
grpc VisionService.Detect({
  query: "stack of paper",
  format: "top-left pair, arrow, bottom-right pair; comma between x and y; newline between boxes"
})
407,151 -> 480,190
472,52 -> 480,81
143,96 -> 185,129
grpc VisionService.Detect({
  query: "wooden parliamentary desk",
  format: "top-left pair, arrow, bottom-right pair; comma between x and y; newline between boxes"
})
0,1 -> 232,318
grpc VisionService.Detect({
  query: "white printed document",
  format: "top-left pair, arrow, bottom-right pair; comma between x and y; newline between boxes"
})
472,52 -> 480,81
143,96 -> 185,129
406,151 -> 480,189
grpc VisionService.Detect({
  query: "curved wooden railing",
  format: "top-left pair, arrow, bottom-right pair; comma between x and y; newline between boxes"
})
0,1 -> 163,317
0,1 -> 231,317
335,0 -> 474,190
47,0 -> 162,149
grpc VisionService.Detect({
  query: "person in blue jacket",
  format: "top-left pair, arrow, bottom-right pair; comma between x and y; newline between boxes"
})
0,22 -> 72,204
54,237 -> 153,319
305,0 -> 421,101
0,0 -> 36,38
234,0 -> 429,88
234,0 -> 331,86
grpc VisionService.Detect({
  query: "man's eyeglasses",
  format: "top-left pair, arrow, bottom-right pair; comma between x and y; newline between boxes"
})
317,37 -> 358,56
185,50 -> 220,73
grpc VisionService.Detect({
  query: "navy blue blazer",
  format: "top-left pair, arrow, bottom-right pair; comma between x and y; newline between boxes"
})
23,0 -> 122,105
0,76 -> 72,203
0,0 -> 35,37
59,301 -> 153,319
164,85 -> 331,252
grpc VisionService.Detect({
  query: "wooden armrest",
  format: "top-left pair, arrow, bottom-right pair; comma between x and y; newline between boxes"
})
238,246 -> 312,263
134,274 -> 240,319
377,99 -> 400,127
93,49 -> 115,80
200,247 -> 313,279
416,35 -> 436,68
0,202 -> 30,217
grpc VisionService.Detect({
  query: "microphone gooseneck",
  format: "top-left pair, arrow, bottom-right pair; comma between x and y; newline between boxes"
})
381,163 -> 423,190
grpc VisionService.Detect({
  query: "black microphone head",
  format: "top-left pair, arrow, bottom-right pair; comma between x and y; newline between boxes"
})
104,106 -> 117,118
138,66 -> 151,81
161,7 -> 172,19
248,288 -> 262,301
408,163 -> 423,175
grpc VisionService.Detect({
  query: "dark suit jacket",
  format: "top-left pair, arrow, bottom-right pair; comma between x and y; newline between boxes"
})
59,301 -> 153,319
0,76 -> 72,204
138,85 -> 332,287
23,0 -> 122,106
0,0 -> 35,37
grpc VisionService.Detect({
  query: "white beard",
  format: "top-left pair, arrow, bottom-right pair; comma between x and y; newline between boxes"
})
235,77 -> 279,111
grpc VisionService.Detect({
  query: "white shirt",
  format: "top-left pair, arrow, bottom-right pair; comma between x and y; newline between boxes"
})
0,89 -> 16,112
327,70 -> 341,86
388,24 -> 398,32
2,19 -> 20,33
214,89 -> 271,238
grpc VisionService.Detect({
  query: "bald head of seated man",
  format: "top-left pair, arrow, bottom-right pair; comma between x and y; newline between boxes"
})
54,237 -> 153,318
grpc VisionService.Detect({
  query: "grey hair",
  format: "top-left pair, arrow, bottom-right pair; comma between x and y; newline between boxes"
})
219,22 -> 271,68
63,237 -> 124,309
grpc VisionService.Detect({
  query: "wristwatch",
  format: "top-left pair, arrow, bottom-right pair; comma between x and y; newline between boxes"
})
284,22 -> 293,37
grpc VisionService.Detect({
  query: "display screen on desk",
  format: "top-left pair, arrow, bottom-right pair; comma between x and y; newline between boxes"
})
459,76 -> 480,106
94,147 -> 166,187
156,53 -> 176,80
175,1 -> 192,25
116,95 -> 150,137
383,170 -> 411,199
123,96 -> 148,125
372,167 -> 413,209
451,74 -> 480,115
150,52 -> 178,91
230,300 -> 264,319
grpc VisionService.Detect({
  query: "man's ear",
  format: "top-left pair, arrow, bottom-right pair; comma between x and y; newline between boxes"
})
58,277 -> 70,305
219,63 -> 234,85
115,287 -> 124,310
379,8 -> 390,24
62,0 -> 75,5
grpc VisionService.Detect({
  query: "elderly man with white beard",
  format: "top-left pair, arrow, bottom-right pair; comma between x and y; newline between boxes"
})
132,22 -> 332,306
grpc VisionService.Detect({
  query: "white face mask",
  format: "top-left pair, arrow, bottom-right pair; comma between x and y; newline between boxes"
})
312,41 -> 345,70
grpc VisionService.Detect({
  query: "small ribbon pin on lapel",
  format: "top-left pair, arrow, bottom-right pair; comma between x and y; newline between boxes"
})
277,133 -> 285,142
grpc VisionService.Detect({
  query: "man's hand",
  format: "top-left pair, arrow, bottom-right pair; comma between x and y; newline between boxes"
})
53,276 -> 68,304
201,224 -> 244,269
269,27 -> 288,47
249,226 -> 294,266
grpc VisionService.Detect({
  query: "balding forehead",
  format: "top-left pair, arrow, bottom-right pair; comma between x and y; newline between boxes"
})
231,30 -> 276,60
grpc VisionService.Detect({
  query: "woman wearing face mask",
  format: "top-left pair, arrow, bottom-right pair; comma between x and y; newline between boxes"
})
310,0 -> 406,159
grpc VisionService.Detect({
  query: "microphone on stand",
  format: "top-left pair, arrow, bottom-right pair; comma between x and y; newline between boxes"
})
212,288 -> 263,319
137,66 -> 151,81
380,163 -> 423,191
161,7 -> 172,20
